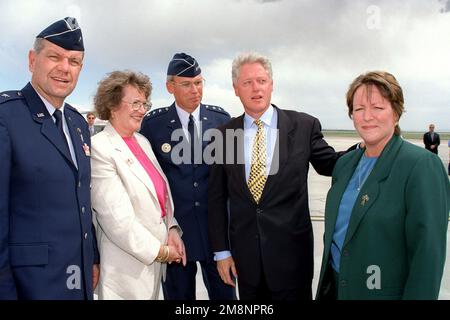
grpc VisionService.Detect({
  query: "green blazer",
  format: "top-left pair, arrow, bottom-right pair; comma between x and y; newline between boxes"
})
316,135 -> 449,300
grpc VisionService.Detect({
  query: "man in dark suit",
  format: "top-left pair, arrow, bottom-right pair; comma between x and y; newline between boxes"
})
140,53 -> 235,300
423,124 -> 440,154
208,52 -> 344,300
86,111 -> 102,136
0,17 -> 99,299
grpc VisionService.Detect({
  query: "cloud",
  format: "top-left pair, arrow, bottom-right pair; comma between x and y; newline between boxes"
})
253,0 -> 283,3
440,0 -> 450,12
1,0 -> 449,130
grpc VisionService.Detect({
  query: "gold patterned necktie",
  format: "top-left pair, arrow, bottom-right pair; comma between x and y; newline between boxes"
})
247,119 -> 267,204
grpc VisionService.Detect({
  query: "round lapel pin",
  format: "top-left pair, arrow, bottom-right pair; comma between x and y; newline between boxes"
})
161,143 -> 171,153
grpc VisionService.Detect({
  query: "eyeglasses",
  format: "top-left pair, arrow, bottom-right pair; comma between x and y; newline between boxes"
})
122,100 -> 152,112
171,79 -> 205,90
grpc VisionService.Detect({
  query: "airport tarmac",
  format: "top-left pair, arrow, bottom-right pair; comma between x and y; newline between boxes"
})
173,136 -> 450,300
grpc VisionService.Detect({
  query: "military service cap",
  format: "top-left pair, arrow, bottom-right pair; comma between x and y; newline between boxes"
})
36,17 -> 84,51
167,53 -> 201,77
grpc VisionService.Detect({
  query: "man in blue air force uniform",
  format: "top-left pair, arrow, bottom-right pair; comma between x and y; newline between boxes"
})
140,53 -> 235,300
0,17 -> 99,299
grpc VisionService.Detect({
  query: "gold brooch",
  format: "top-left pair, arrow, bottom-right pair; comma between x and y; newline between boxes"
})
361,194 -> 369,206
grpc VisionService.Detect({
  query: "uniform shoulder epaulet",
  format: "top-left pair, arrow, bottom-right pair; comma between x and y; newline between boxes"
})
145,107 -> 170,119
0,91 -> 24,105
204,104 -> 230,116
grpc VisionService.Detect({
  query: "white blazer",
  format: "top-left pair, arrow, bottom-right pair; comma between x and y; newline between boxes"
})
91,123 -> 179,300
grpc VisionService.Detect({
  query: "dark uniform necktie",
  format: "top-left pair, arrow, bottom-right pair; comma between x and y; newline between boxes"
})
188,114 -> 201,164
53,109 -> 69,150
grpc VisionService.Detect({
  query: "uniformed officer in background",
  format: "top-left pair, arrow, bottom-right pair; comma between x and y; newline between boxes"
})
140,53 -> 235,300
0,17 -> 99,299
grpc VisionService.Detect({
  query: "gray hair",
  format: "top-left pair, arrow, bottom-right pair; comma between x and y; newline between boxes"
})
33,38 -> 46,54
166,75 -> 175,82
32,38 -> 85,59
231,52 -> 273,84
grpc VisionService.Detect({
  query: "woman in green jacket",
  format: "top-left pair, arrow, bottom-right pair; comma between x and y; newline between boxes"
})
316,71 -> 449,300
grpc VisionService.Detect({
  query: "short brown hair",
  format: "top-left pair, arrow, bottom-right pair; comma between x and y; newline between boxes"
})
94,70 -> 152,120
86,111 -> 95,118
346,71 -> 404,136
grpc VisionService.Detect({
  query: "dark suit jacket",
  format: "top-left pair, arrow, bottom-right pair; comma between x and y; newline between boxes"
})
423,131 -> 440,153
89,125 -> 103,136
208,105 -> 342,293
0,83 -> 98,299
141,103 -> 230,261
316,135 -> 449,300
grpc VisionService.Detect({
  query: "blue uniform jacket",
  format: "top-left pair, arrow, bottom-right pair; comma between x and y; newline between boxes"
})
0,83 -> 98,299
140,103 -> 230,261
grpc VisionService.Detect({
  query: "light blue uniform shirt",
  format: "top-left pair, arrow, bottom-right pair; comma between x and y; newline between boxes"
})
36,90 -> 78,169
243,105 -> 278,180
175,103 -> 201,141
214,105 -> 278,261
331,154 -> 377,272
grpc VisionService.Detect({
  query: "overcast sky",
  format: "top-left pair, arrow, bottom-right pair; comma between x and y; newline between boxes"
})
1,0 -> 449,131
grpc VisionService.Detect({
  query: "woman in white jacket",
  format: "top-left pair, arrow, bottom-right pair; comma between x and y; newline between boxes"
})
91,70 -> 185,300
